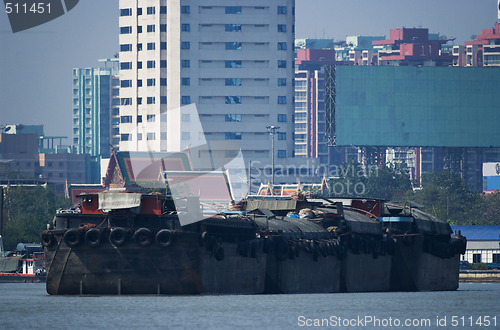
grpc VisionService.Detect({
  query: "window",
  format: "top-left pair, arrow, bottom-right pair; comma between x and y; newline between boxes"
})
182,114 -> 190,122
473,254 -> 482,263
120,44 -> 132,52
147,78 -> 156,86
277,78 -> 286,86
493,254 -> 500,263
147,60 -> 155,68
278,114 -> 287,122
120,97 -> 132,105
225,24 -> 242,32
145,43 -> 155,51
225,60 -> 242,68
120,116 -> 132,123
137,79 -> 142,87
181,5 -> 190,14
147,6 -> 155,14
278,60 -> 286,68
160,96 -> 167,104
160,24 -> 166,32
181,78 -> 190,86
120,8 -> 132,16
181,42 -> 190,49
121,134 -> 131,141
225,6 -> 242,14
278,6 -> 287,14
120,98 -> 132,105
278,132 -> 286,140
160,78 -> 167,86
181,96 -> 191,104
181,60 -> 190,68
137,97 -> 142,105
137,8 -> 142,15
226,42 -> 242,50
137,133 -> 142,141
278,96 -> 287,104
120,80 -> 132,88
160,6 -> 166,14
225,96 -> 242,104
225,78 -> 242,86
278,150 -> 286,158
120,26 -> 132,34
181,132 -> 190,140
160,60 -> 166,68
278,42 -> 287,50
181,24 -> 190,32
147,97 -> 155,104
120,62 -> 132,70
278,24 -> 286,32
225,114 -> 241,122
137,43 -> 142,51
147,24 -> 155,32
137,115 -> 142,123
147,133 -> 156,141
147,114 -> 155,122
225,132 -> 242,140
137,26 -> 142,33
160,42 -> 167,50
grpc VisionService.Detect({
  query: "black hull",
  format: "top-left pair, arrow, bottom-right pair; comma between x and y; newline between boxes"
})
45,232 -> 266,295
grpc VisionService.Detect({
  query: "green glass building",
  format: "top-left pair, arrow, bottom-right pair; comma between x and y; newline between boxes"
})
335,66 -> 500,147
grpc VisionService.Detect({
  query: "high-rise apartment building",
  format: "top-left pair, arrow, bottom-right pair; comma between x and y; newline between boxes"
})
118,1 -> 295,171
72,59 -> 120,157
72,59 -> 119,183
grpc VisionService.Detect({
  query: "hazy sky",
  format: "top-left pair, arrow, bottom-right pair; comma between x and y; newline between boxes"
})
0,0 -> 497,138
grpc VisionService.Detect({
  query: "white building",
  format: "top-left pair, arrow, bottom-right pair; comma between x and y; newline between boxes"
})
451,225 -> 500,265
118,0 -> 295,176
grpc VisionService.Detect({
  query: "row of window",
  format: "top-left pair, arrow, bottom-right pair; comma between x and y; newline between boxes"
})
120,96 -> 289,106
120,24 -> 166,34
120,5 -> 292,17
121,115 -> 156,124
121,23 -> 288,34
120,96 -> 166,106
224,114 -> 287,122
120,42 -> 167,53
121,133 -> 159,141
120,57 -> 286,70
120,6 -> 167,17
224,132 -> 286,142
180,42 -> 288,51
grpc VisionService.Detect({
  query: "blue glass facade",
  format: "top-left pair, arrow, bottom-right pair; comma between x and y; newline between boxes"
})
336,66 -> 500,147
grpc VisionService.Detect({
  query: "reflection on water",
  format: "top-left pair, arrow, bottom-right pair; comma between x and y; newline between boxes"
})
0,283 -> 498,329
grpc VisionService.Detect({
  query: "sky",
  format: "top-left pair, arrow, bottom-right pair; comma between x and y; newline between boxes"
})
0,0 -> 498,139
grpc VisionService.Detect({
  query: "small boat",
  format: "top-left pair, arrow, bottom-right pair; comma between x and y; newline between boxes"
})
0,242 -> 46,283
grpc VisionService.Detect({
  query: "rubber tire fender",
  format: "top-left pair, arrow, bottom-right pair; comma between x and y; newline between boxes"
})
63,228 -> 82,248
109,227 -> 128,247
85,228 -> 102,247
42,231 -> 56,248
133,228 -> 153,247
156,229 -> 175,248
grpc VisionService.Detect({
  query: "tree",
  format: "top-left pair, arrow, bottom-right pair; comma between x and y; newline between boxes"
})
2,186 -> 71,250
478,192 -> 500,225
327,162 -> 412,201
406,171 -> 482,224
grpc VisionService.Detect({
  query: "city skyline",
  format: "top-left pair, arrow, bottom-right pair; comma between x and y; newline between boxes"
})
0,0 -> 497,139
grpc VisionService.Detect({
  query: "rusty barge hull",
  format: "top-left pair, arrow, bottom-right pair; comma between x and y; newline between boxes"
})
45,231 -> 266,295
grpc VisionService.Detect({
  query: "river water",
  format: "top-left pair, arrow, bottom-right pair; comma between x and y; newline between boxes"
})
0,282 -> 498,329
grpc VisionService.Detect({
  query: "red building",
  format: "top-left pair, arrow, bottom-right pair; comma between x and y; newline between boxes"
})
454,23 -> 500,67
373,28 -> 452,66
